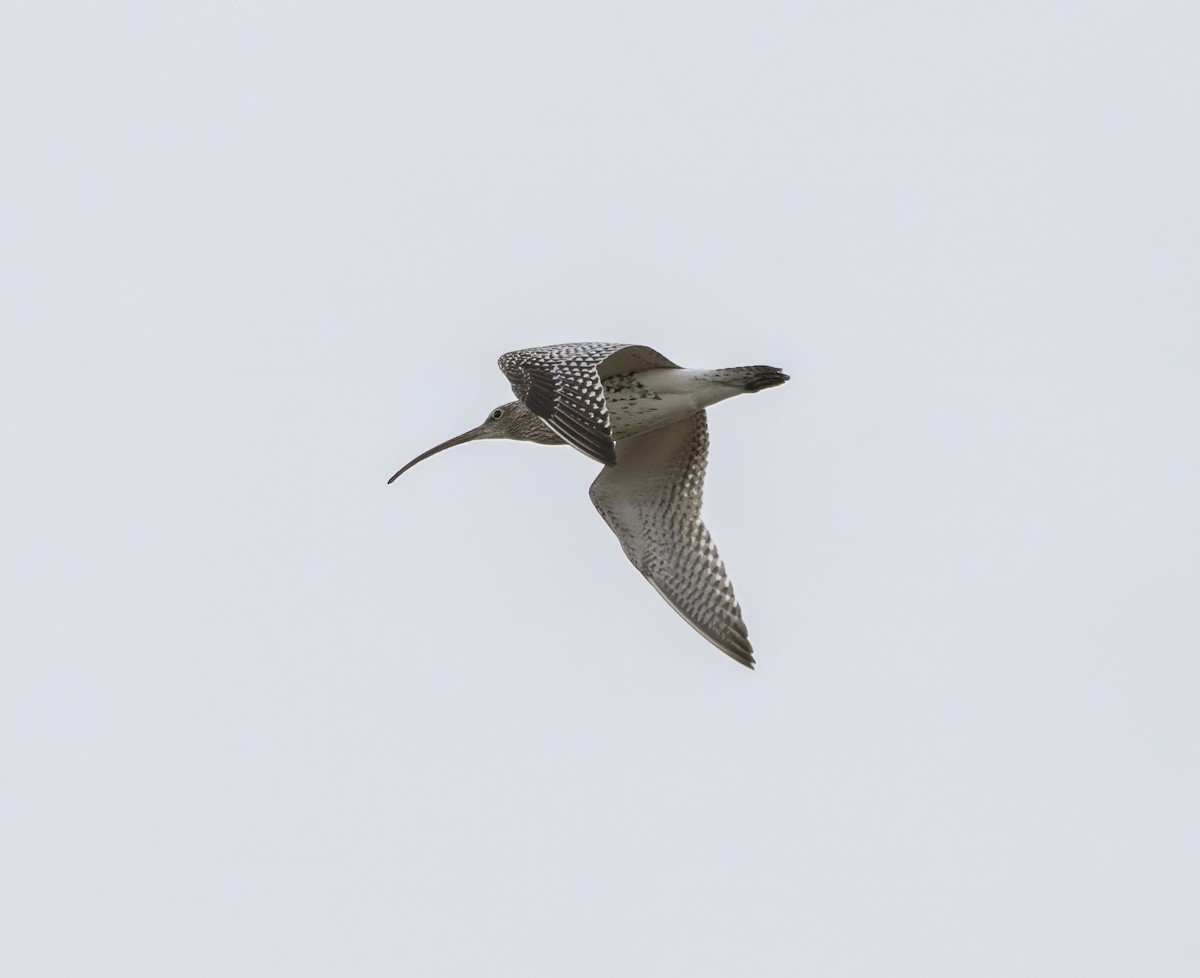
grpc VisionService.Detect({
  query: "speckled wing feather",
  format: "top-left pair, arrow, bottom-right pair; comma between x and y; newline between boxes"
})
498,343 -> 679,465
588,411 -> 754,667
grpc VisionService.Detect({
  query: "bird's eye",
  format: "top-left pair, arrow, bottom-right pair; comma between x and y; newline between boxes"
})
491,409 -> 504,420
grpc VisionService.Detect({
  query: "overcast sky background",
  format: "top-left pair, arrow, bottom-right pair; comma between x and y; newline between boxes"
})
3,2 -> 1198,975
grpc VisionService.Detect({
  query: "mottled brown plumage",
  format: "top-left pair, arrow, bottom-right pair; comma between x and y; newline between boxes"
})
389,342 -> 788,668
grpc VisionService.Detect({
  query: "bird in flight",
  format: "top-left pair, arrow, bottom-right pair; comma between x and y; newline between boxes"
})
388,343 -> 789,668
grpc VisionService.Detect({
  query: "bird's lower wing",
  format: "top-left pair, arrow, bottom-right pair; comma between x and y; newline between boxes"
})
588,412 -> 754,667
498,343 -> 678,466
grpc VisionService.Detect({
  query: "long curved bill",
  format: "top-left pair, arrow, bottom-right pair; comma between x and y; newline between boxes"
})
387,425 -> 486,484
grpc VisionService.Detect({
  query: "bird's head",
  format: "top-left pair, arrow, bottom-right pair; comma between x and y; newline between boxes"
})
387,401 -> 564,483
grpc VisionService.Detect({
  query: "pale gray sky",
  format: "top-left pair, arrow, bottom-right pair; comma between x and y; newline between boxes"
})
2,2 -> 1198,975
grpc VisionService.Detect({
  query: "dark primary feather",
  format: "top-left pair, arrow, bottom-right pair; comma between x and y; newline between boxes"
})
498,343 -> 679,465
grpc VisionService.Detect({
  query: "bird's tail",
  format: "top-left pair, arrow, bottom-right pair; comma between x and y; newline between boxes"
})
713,365 -> 790,392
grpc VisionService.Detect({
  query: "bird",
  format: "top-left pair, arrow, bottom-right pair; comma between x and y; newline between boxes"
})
387,343 -> 789,668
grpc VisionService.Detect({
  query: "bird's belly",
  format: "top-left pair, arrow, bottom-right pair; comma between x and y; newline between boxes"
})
603,369 -> 738,440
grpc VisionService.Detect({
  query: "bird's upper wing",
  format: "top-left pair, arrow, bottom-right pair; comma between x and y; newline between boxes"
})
498,343 -> 679,465
588,410 -> 754,667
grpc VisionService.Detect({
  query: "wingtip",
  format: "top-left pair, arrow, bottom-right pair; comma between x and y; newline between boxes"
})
717,635 -> 756,669
732,649 -> 756,670
563,426 -> 617,466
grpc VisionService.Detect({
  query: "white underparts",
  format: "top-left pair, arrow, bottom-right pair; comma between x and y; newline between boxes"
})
603,369 -> 742,440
